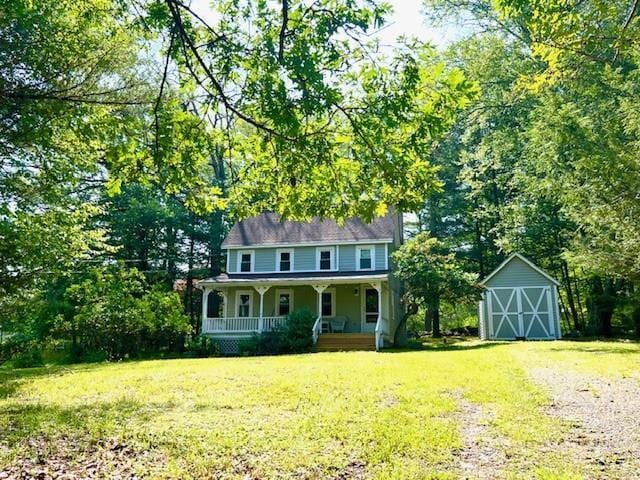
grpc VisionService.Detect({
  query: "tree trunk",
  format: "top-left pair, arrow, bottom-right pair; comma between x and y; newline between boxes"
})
588,277 -> 615,337
394,302 -> 418,347
557,294 -> 572,334
427,296 -> 441,337
423,307 -> 432,333
559,260 -> 581,331
573,269 -> 586,329
186,230 -> 195,329
165,223 -> 178,288
473,198 -> 485,278
632,306 -> 640,338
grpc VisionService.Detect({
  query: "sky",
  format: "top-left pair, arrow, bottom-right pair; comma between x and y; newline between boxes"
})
189,0 -> 463,51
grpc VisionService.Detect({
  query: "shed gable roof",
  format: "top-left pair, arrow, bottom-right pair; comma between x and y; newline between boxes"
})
222,212 -> 397,248
479,253 -> 560,287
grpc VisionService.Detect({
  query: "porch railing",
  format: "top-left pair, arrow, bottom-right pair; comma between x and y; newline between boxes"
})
311,315 -> 322,344
202,316 -> 287,333
374,315 -> 387,351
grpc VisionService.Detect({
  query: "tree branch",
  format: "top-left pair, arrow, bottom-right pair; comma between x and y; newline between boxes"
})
278,0 -> 289,64
154,28 -> 176,162
165,0 -> 295,141
614,0 -> 640,61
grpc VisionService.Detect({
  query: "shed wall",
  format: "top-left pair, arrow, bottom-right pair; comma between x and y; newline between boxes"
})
484,257 -> 552,288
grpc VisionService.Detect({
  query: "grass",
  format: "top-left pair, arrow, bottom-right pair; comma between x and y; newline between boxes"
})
1,340 -> 639,479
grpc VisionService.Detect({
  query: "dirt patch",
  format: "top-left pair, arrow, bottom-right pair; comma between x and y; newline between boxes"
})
0,437 -> 166,479
378,392 -> 399,409
530,367 -> 640,479
450,391 -> 511,480
331,460 -> 367,480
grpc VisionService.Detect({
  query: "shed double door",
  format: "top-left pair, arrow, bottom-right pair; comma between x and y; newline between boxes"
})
486,286 -> 555,339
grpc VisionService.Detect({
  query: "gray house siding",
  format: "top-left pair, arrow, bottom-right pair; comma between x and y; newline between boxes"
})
255,248 -> 276,272
374,245 -> 386,269
228,250 -> 237,273
339,245 -> 356,270
227,243 -> 392,274
294,246 -> 316,271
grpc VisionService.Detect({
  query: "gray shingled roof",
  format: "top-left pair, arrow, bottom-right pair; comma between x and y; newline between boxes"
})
222,212 -> 397,248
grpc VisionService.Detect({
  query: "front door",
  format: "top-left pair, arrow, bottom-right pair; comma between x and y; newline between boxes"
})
362,287 -> 379,333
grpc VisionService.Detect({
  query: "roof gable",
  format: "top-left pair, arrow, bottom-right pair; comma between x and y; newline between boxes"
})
222,212 -> 397,248
479,253 -> 560,287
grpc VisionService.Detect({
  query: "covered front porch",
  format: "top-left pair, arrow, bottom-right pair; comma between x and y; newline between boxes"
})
199,274 -> 391,350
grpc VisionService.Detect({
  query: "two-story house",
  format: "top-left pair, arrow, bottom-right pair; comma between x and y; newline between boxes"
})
198,211 -> 404,353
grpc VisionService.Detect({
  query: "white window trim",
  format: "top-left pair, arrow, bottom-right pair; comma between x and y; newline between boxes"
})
275,288 -> 294,316
236,250 -> 255,273
356,245 -> 376,271
384,244 -> 389,270
316,246 -> 336,271
235,290 -> 254,317
276,248 -> 294,272
320,288 -> 336,318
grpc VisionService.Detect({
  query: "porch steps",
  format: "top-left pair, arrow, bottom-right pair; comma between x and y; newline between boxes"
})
315,333 -> 376,352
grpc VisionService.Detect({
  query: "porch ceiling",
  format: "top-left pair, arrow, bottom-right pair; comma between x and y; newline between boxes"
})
198,271 -> 389,288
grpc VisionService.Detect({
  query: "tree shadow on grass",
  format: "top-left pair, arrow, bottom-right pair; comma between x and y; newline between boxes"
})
0,361 -> 135,401
543,338 -> 640,355
0,397 -> 173,477
0,396 -> 166,446
381,339 -> 509,354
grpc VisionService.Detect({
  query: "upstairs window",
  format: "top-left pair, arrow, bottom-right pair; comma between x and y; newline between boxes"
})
277,249 -> 293,272
238,251 -> 254,272
317,248 -> 334,270
357,246 -> 374,270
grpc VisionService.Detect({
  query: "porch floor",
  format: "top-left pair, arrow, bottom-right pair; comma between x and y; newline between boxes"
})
315,333 -> 375,352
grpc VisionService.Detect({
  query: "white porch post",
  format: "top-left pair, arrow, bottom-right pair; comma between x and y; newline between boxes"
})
201,287 -> 209,332
312,284 -> 329,317
220,288 -> 228,318
371,281 -> 383,349
254,286 -> 271,332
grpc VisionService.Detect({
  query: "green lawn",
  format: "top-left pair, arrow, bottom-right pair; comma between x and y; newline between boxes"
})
1,341 -> 639,479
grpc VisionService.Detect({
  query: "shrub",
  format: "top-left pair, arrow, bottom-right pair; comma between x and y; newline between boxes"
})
11,349 -> 44,368
184,334 -> 219,358
281,308 -> 315,353
238,335 -> 260,356
238,308 -> 315,356
56,266 -> 191,360
0,333 -> 36,366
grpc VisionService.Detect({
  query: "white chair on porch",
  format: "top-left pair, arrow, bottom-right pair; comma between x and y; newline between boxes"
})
321,318 -> 331,333
330,316 -> 347,333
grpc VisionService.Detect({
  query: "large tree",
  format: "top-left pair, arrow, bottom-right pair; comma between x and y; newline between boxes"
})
424,0 -> 640,335
392,232 -> 478,337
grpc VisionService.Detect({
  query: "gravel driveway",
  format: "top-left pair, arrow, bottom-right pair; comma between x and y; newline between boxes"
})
529,367 -> 640,479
